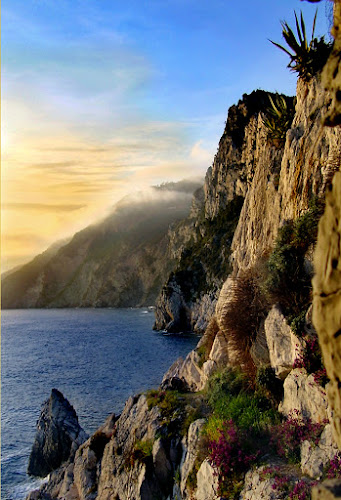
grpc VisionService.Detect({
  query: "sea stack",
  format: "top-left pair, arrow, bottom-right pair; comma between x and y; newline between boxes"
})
27,389 -> 88,477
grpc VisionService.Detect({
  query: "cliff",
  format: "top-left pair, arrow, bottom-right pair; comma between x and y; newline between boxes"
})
1,182 -> 201,309
27,70 -> 341,500
154,90 -> 293,333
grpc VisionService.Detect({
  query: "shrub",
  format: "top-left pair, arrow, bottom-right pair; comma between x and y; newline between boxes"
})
221,263 -> 270,379
324,453 -> 341,479
270,411 -> 325,463
264,198 -> 324,318
207,368 -> 279,435
261,467 -> 317,499
290,310 -> 307,337
128,439 -> 154,468
207,367 -> 249,405
208,420 -> 258,498
146,389 -> 185,429
256,366 -> 284,403
263,94 -> 296,147
289,479 -> 318,500
293,333 -> 329,386
270,10 -> 332,81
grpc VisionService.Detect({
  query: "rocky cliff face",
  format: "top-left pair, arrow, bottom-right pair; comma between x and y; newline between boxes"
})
154,91 -> 293,333
2,182 -> 200,309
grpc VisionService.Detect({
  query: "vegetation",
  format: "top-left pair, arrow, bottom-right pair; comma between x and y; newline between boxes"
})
264,197 -> 325,320
270,10 -> 332,81
171,196 -> 244,303
221,262 -> 270,379
127,439 -> 154,468
293,333 -> 329,386
263,94 -> 296,147
146,389 -> 185,425
201,368 -> 280,498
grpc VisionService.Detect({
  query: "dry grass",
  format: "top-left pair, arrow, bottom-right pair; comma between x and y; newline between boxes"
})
221,263 -> 269,380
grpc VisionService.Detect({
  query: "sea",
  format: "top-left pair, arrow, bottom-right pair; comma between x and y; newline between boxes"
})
1,308 -> 199,500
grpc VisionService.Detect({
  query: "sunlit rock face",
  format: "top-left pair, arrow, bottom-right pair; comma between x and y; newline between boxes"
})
313,172 -> 341,448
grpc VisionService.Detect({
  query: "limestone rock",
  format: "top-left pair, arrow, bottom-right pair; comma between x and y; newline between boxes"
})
195,459 -> 219,500
152,438 -> 172,487
27,389 -> 88,477
154,278 -> 191,332
312,479 -> 341,500
313,172 -> 341,448
301,424 -> 339,479
162,350 -> 204,393
240,466 -> 283,500
179,419 -> 206,497
264,305 -> 303,379
279,369 -> 330,423
321,0 -> 341,127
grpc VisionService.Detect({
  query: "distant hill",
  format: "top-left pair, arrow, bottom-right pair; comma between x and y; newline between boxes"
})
1,181 -> 201,309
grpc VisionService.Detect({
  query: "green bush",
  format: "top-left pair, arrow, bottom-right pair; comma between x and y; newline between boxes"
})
256,366 -> 283,403
146,389 -> 184,421
206,368 -> 279,435
264,197 -> 324,318
127,439 -> 154,468
207,368 -> 249,406
263,94 -> 296,147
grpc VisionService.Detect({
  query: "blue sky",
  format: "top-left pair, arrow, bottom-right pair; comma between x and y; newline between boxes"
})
1,0 -> 331,269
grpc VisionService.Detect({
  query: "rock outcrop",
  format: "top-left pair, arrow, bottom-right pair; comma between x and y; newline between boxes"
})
279,369 -> 330,423
264,306 -> 303,379
27,389 -> 88,477
301,424 -> 339,479
313,172 -> 341,448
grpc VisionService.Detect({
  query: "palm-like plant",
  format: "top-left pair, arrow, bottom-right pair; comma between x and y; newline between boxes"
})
270,10 -> 332,81
263,94 -> 296,147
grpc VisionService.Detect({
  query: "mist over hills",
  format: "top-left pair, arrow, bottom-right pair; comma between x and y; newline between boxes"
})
1,180 -> 202,309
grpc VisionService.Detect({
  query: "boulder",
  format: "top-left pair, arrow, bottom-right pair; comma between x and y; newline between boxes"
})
279,369 -> 330,423
240,466 -> 283,500
301,424 -> 339,479
27,389 -> 88,477
196,459 -> 219,500
152,438 -> 172,486
264,305 -> 303,379
179,419 -> 206,497
312,479 -> 341,500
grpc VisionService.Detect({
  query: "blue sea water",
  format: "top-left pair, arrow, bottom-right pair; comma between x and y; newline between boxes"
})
1,308 -> 199,500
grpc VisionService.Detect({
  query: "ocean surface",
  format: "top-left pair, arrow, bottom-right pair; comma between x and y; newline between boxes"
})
1,308 -> 199,500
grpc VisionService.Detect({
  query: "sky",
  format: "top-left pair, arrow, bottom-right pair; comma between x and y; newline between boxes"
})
1,0 -> 332,271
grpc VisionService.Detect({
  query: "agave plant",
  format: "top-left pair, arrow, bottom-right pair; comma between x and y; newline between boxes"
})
263,94 -> 296,147
270,10 -> 332,81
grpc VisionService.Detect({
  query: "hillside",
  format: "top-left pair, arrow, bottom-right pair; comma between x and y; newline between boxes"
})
1,181 -> 201,309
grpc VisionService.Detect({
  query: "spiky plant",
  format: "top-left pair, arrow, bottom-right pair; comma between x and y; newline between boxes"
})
270,10 -> 332,81
263,94 -> 296,147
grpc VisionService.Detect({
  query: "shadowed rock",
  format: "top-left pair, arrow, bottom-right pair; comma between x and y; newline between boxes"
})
27,389 -> 88,477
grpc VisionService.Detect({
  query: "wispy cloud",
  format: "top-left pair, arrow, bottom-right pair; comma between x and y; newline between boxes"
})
2,203 -> 86,212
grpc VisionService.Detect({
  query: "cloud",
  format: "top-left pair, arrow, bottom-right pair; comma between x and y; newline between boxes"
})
2,203 -> 86,212
3,233 -> 47,246
190,140 -> 214,165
